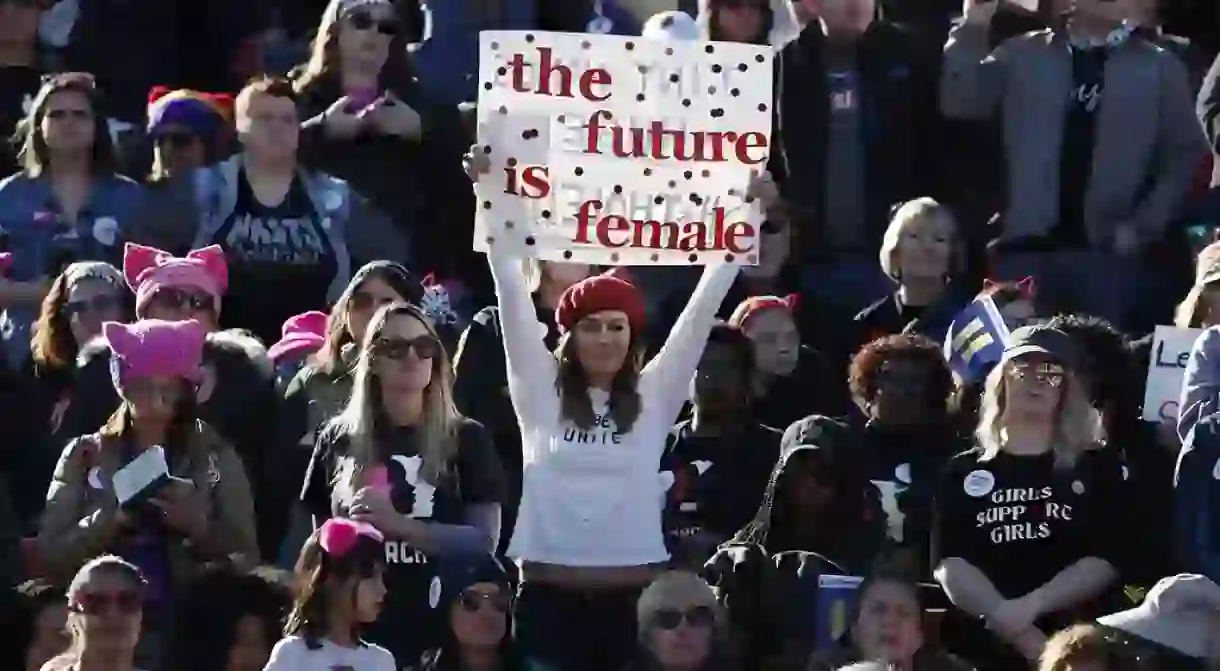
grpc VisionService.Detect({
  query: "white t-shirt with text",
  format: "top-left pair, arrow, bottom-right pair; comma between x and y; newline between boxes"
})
262,635 -> 397,671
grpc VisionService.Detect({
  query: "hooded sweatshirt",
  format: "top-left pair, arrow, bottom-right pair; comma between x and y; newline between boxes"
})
487,245 -> 738,566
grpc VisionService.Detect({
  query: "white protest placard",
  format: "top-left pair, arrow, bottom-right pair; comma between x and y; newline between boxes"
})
473,31 -> 773,265
1143,325 -> 1205,423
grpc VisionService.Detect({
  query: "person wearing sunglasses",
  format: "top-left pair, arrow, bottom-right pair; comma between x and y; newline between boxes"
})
291,0 -> 477,298
302,301 -> 505,665
624,571 -> 730,671
41,555 -> 148,671
37,319 -> 259,666
266,517 -> 395,670
144,87 -> 234,187
0,72 -> 143,369
932,326 -> 1126,669
277,262 -> 423,567
410,554 -> 528,671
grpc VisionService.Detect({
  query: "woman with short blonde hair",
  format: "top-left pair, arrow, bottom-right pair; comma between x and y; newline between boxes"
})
931,326 -> 1124,669
855,198 -> 969,347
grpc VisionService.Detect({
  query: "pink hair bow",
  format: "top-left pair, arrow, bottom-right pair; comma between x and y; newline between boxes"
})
122,243 -> 230,294
318,518 -> 384,557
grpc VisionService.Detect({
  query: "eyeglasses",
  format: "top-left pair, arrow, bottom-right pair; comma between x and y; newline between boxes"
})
349,291 -> 396,312
72,589 -> 142,616
1005,361 -> 1065,388
653,605 -> 715,630
156,132 -> 197,148
347,11 -> 401,36
64,293 -> 120,318
373,335 -> 440,361
458,589 -> 512,613
151,288 -> 213,313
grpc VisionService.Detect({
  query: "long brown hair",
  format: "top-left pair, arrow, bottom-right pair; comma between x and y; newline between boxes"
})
291,0 -> 414,97
555,333 -> 643,433
31,264 -> 127,374
284,524 -> 383,649
312,262 -> 421,378
17,73 -> 117,178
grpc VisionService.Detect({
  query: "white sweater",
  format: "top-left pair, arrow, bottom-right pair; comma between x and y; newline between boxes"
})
489,249 -> 739,566
262,636 -> 396,671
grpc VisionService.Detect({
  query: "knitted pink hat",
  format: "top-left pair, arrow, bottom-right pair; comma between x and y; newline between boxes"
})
123,243 -> 229,318
268,311 -> 328,363
104,319 -> 206,388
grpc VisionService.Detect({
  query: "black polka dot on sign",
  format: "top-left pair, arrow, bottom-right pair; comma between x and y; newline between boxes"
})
522,129 -> 539,139
525,236 -> 536,245
665,47 -> 674,56
758,103 -> 768,112
483,82 -> 493,91
575,167 -> 584,176
497,66 -> 507,76
705,45 -> 714,54
542,209 -> 552,218
682,99 -> 691,107
688,194 -> 703,205
643,168 -> 653,176
558,114 -> 566,123
668,180 -> 676,188
653,196 -> 664,205
737,63 -> 748,72
507,157 -> 517,167
669,73 -> 680,83
625,41 -> 635,50
505,221 -> 515,228
610,253 -> 620,262
525,34 -> 535,43
724,253 -> 735,262
636,93 -> 645,102
755,54 -> 765,63
683,170 -> 693,180
701,169 -> 710,178
711,64 -> 722,74
650,252 -> 660,262
731,88 -> 740,97
482,201 -> 492,209
614,185 -> 623,194
486,235 -> 495,244
638,64 -> 647,73
482,145 -> 492,154
708,86 -> 717,95
710,108 -> 725,118
582,40 -> 591,49
563,250 -> 574,259
498,105 -> 507,115
688,253 -> 699,262
490,41 -> 500,50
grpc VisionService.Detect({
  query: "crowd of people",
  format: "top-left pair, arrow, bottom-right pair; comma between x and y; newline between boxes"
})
4,0 -> 1220,669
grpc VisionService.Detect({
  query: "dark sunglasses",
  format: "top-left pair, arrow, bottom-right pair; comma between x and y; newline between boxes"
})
458,589 -> 512,613
653,605 -> 715,630
347,12 -> 401,36
156,132 -> 197,148
151,288 -> 213,312
64,294 -> 120,318
373,335 -> 440,361
349,291 -> 396,312
1006,361 -> 1065,387
72,589 -> 142,615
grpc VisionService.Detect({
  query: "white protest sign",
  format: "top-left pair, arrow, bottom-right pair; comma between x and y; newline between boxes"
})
473,31 -> 773,265
1143,325 -> 1205,423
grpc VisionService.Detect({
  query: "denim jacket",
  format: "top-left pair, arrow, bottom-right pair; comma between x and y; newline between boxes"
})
0,173 -> 143,365
129,156 -> 407,304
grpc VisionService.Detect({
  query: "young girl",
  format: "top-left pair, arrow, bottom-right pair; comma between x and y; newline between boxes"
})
264,517 -> 395,670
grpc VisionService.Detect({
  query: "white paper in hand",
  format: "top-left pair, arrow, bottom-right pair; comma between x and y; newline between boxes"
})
112,446 -> 171,507
1007,0 -> 1039,11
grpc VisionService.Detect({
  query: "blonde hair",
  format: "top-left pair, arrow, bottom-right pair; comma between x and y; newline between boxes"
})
1174,282 -> 1220,328
878,197 -> 960,281
326,302 -> 461,503
975,360 -> 1101,469
1039,624 -> 1148,671
48,556 -> 145,670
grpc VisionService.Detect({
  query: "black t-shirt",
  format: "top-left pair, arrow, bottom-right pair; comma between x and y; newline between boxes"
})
0,66 -> 41,174
932,447 -> 1122,598
211,169 -> 339,345
659,420 -> 782,568
1055,46 -> 1108,248
300,418 -> 506,664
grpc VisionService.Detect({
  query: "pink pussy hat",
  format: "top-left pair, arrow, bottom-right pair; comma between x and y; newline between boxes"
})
123,242 -> 228,318
268,311 -> 328,363
104,319 -> 207,391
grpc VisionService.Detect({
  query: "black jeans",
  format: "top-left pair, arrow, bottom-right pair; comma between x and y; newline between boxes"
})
514,581 -> 642,671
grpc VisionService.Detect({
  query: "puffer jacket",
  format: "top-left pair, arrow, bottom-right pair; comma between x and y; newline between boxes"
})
35,413 -> 258,585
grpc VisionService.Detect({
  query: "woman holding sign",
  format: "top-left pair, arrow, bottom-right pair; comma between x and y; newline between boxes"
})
468,152 -> 773,670
931,325 -> 1124,670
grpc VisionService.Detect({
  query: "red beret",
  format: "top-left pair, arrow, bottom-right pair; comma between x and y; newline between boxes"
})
554,272 -> 645,334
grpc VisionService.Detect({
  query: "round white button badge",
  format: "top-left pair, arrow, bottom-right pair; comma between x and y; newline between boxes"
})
92,217 -> 118,246
428,576 -> 442,609
895,463 -> 912,484
1071,480 -> 1085,495
963,470 -> 995,498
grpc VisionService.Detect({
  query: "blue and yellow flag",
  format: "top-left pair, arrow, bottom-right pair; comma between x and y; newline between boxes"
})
944,295 -> 1011,383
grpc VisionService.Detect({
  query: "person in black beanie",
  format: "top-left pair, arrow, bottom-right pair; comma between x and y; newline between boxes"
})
410,554 -> 527,671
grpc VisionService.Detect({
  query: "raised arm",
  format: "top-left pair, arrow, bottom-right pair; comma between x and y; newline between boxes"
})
486,246 -> 560,429
641,261 -> 740,423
